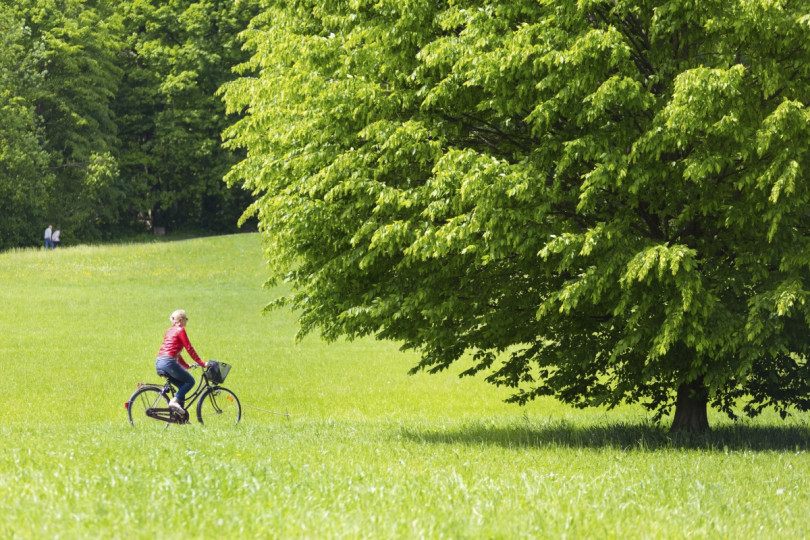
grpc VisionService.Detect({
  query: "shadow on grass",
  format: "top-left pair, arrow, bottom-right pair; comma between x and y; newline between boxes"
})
400,419 -> 810,452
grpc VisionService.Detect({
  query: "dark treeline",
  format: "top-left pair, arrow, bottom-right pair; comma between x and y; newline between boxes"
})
0,0 -> 260,249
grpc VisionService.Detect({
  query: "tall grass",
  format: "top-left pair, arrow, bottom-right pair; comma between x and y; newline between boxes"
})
1,234 -> 809,538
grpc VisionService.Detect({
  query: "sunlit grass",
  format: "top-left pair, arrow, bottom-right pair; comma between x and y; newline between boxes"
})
2,234 -> 810,538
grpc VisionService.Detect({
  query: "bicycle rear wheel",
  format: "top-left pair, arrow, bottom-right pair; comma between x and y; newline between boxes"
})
196,387 -> 241,427
127,386 -> 170,431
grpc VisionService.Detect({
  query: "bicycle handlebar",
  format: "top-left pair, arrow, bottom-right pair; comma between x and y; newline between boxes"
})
188,362 -> 209,371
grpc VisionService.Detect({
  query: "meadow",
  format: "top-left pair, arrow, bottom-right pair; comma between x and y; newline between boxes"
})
1,233 -> 809,539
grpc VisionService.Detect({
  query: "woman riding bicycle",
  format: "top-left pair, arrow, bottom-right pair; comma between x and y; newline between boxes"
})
156,309 -> 207,414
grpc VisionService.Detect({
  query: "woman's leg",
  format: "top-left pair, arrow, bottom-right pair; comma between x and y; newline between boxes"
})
156,358 -> 195,407
166,364 -> 195,406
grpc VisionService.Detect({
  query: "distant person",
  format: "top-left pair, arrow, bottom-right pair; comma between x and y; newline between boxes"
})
44,225 -> 53,249
52,227 -> 61,248
155,309 -> 207,414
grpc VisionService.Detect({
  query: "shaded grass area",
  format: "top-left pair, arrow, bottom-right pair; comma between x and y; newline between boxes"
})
402,417 -> 810,452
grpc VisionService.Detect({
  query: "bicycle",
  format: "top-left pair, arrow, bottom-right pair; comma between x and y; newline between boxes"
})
126,360 -> 241,430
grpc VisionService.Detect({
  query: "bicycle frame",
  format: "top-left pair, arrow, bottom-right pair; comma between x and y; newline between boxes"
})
142,367 -> 217,424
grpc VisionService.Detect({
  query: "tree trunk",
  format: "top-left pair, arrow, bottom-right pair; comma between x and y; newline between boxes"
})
669,378 -> 710,434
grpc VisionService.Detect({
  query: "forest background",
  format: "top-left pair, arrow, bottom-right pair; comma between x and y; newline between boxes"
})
0,0 -> 260,250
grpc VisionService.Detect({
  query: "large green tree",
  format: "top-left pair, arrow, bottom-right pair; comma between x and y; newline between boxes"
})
223,0 -> 810,432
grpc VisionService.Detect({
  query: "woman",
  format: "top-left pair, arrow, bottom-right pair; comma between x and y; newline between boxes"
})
156,309 -> 207,413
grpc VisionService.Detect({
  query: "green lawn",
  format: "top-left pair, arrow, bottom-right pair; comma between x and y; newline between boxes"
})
1,234 -> 809,538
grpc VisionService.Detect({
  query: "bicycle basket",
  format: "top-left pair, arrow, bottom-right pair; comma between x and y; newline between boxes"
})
206,360 -> 231,384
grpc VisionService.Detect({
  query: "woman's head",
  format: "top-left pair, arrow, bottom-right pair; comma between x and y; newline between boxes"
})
170,309 -> 188,326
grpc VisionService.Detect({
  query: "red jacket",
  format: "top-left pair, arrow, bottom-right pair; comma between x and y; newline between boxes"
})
158,324 -> 205,369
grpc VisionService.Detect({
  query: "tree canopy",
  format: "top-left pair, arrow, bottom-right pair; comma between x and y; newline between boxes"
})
223,0 -> 810,432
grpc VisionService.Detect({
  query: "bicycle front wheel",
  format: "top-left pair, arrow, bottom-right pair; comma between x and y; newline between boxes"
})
127,386 -> 170,431
197,387 -> 241,427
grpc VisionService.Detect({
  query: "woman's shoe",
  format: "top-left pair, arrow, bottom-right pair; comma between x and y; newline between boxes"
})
168,398 -> 185,413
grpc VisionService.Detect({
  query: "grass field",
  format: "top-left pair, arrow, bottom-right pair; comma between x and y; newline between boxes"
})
2,233 -> 810,538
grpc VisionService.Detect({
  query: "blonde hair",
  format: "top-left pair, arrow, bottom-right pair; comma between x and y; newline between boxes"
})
170,309 -> 187,324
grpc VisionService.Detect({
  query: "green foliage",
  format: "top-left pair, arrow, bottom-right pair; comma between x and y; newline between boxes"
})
14,0 -> 126,241
0,0 -> 259,248
0,4 -> 50,249
223,0 -> 810,428
115,0 -> 260,232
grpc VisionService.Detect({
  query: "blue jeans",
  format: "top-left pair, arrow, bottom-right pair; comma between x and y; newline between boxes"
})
155,356 -> 195,406
44,238 -> 53,249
